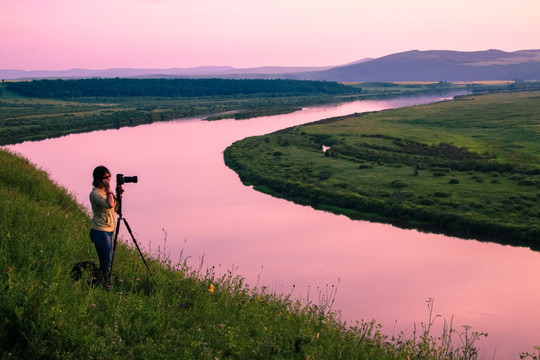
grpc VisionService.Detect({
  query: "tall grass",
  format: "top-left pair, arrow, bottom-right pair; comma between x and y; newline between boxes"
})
2,148 -> 537,359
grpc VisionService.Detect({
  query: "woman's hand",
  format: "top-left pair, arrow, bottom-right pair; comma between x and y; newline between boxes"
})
103,178 -> 111,192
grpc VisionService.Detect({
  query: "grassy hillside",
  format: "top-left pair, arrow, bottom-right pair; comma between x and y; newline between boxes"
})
1,141 -> 498,358
224,91 -> 540,248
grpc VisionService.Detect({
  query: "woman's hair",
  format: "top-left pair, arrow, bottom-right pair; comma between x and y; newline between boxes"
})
92,166 -> 111,187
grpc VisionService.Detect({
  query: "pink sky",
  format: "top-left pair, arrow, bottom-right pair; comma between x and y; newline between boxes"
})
1,0 -> 539,70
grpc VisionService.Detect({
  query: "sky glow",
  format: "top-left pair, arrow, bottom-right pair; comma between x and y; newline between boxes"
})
1,0 -> 539,70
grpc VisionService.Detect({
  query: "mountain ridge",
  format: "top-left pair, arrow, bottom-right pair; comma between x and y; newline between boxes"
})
2,49 -> 539,82
298,49 -> 540,82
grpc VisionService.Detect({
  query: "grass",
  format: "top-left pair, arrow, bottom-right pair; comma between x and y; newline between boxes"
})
3,138 -> 527,359
0,80 -> 474,146
3,80 -> 537,146
0,85 -> 337,145
0,81 -> 367,145
344,81 -> 458,95
224,91 -> 540,247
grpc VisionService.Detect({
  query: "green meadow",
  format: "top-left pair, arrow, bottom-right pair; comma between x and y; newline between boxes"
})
225,91 -> 540,248
0,79 -> 365,145
0,78 -> 473,145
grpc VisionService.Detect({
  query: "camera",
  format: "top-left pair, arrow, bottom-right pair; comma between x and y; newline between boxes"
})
116,174 -> 138,185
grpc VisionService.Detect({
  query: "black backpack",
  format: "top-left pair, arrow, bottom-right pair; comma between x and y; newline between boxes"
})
71,261 -> 102,285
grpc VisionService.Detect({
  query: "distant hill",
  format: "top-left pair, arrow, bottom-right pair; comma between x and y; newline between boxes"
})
2,50 -> 539,82
0,66 -> 236,80
0,65 -> 338,81
299,49 -> 540,82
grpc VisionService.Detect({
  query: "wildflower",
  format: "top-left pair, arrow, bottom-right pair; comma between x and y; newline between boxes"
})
208,284 -> 215,293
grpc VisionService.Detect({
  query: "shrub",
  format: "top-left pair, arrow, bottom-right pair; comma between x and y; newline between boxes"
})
518,178 -> 536,186
471,175 -> 484,183
318,171 -> 332,180
390,180 -> 408,188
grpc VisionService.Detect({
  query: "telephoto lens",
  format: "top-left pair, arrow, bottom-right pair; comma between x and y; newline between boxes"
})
123,176 -> 138,183
116,174 -> 138,185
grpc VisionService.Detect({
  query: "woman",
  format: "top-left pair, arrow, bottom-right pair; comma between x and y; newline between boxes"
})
89,165 -> 116,283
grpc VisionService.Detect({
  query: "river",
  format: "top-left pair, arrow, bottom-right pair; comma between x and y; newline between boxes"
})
6,92 -> 540,359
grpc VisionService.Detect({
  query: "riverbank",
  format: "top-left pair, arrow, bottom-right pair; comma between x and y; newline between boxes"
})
0,79 -> 468,145
3,79 -> 536,146
224,91 -> 540,248
0,147 -> 501,358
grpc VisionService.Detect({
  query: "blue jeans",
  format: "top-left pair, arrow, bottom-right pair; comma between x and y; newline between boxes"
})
90,229 -> 114,282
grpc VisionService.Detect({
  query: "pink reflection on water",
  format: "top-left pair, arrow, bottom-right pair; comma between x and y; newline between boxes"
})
6,94 -> 540,358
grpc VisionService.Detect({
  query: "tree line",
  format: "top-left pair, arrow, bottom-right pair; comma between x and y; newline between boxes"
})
5,78 -> 361,98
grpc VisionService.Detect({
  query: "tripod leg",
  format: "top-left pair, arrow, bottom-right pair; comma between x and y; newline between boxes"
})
122,218 -> 153,275
109,216 -> 122,280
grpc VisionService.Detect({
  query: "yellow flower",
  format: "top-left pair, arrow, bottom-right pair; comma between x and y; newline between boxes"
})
208,284 -> 215,293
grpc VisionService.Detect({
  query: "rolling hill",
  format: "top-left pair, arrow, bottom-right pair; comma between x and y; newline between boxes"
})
298,49 -> 540,82
2,49 -> 539,82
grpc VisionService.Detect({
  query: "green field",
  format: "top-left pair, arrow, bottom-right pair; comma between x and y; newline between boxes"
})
0,78 -> 476,146
225,91 -> 540,247
0,88 -> 352,145
0,79 -> 367,145
3,78 -> 536,146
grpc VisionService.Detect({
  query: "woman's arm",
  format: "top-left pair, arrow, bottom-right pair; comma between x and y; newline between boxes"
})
103,179 -> 115,208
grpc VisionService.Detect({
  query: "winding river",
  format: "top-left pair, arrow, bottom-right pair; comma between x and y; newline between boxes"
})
7,92 -> 540,358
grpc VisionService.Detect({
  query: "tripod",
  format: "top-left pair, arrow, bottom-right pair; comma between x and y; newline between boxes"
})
109,185 -> 152,277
